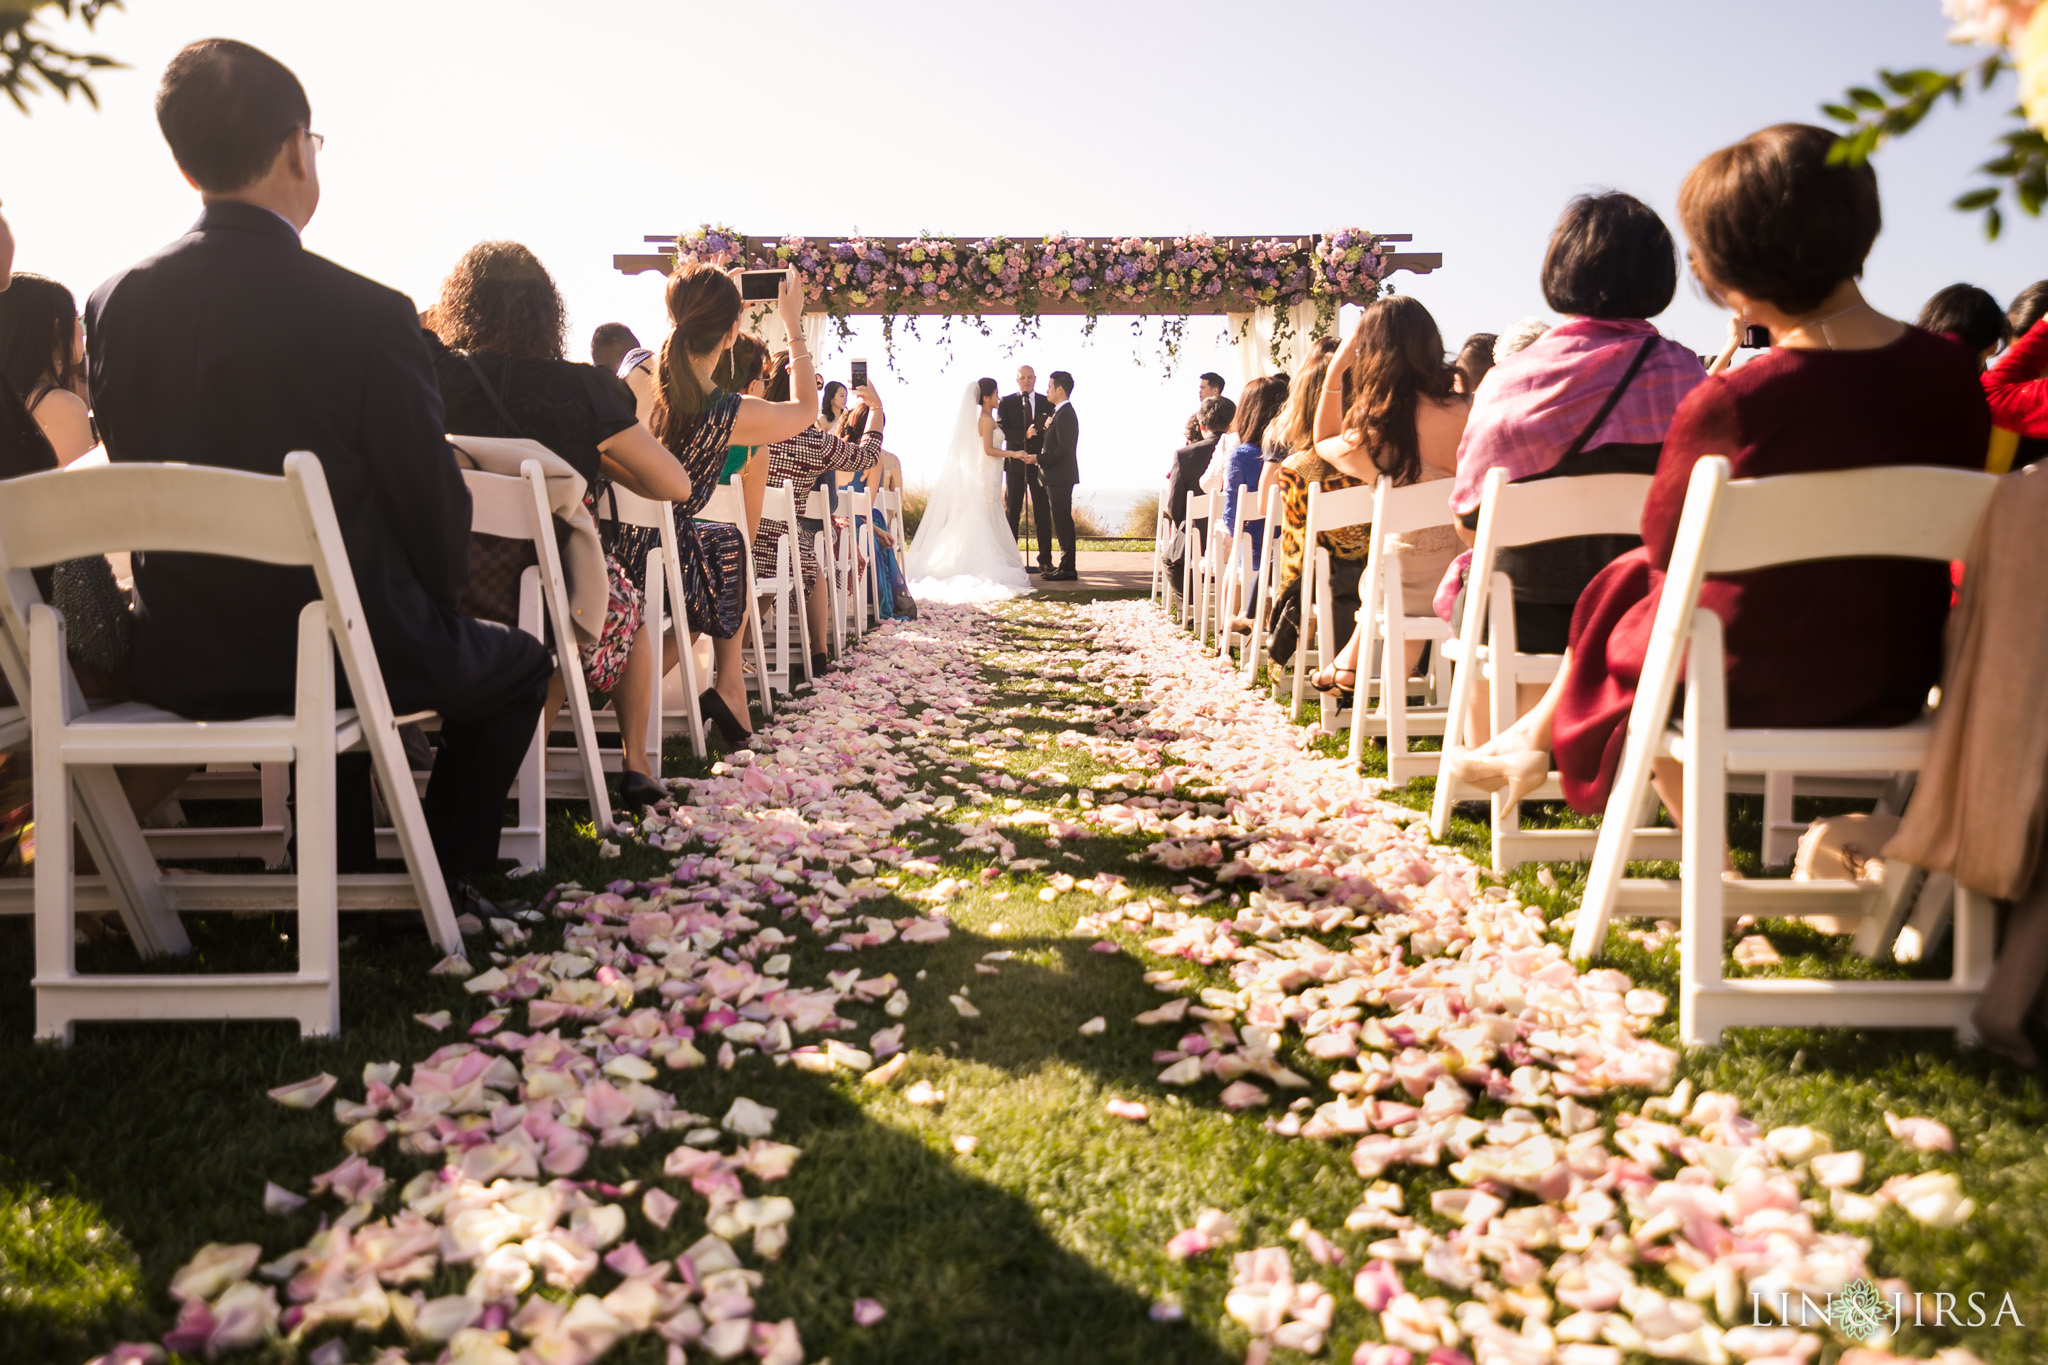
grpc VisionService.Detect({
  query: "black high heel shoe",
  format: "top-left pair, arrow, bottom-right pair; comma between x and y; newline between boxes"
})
698,689 -> 752,748
617,770 -> 667,812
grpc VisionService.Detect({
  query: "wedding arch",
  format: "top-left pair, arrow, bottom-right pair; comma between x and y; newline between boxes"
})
613,228 -> 1444,377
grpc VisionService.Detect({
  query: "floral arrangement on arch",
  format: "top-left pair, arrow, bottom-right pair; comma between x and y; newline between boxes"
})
671,225 -> 1390,357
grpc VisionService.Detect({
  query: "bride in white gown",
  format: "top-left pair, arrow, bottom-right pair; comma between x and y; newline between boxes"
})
904,378 -> 1032,603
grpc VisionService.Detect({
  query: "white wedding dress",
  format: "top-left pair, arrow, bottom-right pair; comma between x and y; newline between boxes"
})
904,383 -> 1032,603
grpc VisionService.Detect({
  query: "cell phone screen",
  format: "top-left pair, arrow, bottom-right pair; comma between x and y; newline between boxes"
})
739,270 -> 783,302
850,359 -> 869,389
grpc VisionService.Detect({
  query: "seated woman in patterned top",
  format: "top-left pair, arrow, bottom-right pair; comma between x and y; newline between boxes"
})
640,269 -> 818,742
756,353 -> 901,678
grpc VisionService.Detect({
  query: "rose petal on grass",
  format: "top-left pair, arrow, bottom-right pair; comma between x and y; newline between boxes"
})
1884,1111 -> 1956,1153
852,1298 -> 887,1327
948,994 -> 981,1018
904,1080 -> 946,1108
1078,1016 -> 1107,1036
1105,1099 -> 1149,1122
266,1074 -> 337,1109
168,1242 -> 261,1302
261,1182 -> 306,1215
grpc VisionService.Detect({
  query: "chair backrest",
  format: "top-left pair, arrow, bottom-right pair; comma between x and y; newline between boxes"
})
761,480 -> 798,526
0,461 -> 323,710
0,455 -> 390,732
1303,481 -> 1374,540
1371,476 -> 1454,537
461,468 -> 545,540
606,483 -> 671,532
1697,461 -> 1997,574
1475,466 -> 1654,549
803,489 -> 831,520
1230,481 -> 1260,536
699,483 -> 745,527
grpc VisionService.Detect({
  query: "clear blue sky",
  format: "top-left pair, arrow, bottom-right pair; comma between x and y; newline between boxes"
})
7,0 -> 2041,518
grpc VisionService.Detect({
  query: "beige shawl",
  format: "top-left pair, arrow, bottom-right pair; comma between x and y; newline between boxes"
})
446,435 -> 608,648
1885,463 -> 2048,899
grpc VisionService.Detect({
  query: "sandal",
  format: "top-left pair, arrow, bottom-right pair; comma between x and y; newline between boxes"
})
1311,664 -> 1357,703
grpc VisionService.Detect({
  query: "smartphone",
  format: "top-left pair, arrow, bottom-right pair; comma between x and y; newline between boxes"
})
1741,324 -> 1770,349
850,358 -> 869,390
739,269 -> 783,302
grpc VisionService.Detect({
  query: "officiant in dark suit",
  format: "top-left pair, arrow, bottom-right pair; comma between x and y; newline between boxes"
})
1038,371 -> 1081,580
996,364 -> 1054,574
85,39 -> 551,908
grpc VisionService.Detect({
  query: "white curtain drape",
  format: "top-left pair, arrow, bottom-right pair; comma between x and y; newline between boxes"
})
1230,310 -> 1268,386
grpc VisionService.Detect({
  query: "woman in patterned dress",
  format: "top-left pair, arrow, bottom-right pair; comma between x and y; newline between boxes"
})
628,265 -> 820,744
755,355 -> 900,677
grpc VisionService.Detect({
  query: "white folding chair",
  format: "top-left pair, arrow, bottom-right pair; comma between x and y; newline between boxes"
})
753,481 -> 813,694
1215,480 -> 1263,662
1343,477 -> 1457,778
1186,491 -> 1226,640
1238,486 -> 1287,688
1569,459 -> 1998,1046
0,455 -> 465,1042
1178,490 -> 1211,630
873,486 -> 905,621
698,483 -> 775,720
803,487 -> 844,659
603,484 -> 707,763
1150,477 -> 1176,605
1427,469 -> 1674,870
845,487 -> 874,640
457,464 -> 615,850
1289,481 -> 1374,719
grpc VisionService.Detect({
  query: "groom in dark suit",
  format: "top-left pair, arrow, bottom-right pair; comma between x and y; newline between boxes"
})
996,364 -> 1054,574
1039,371 -> 1081,580
85,39 -> 551,908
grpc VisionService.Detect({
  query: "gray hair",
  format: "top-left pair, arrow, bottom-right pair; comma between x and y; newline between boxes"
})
1494,317 -> 1551,365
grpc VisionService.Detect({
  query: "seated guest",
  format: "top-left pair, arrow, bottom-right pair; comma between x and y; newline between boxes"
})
1165,394 -> 1233,590
1981,279 -> 2048,471
590,321 -> 640,377
1184,371 -> 1226,444
1916,283 -> 2008,369
1452,123 -> 1988,822
756,358 -> 896,679
0,248 -> 132,703
424,239 -> 690,811
1220,375 -> 1286,574
86,40 -> 555,907
1493,317 -> 1550,364
1310,295 -> 1471,695
1445,192 -> 1704,732
1264,348 -> 1366,674
1452,332 -> 1499,395
645,264 -> 817,743
0,272 -> 95,465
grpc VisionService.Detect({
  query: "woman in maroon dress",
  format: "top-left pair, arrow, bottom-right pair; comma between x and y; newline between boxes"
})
1449,123 -> 1989,820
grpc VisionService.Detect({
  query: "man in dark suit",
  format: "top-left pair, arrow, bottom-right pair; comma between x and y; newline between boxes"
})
85,39 -> 551,910
995,364 -> 1054,573
1038,371 -> 1082,580
1183,371 -> 1226,444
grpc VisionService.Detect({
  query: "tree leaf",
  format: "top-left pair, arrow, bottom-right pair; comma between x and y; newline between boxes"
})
1987,204 -> 2004,240
1821,102 -> 1860,124
1848,86 -> 1888,110
1954,187 -> 2001,210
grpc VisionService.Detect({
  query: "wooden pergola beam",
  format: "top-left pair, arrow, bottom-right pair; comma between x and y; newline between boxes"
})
611,233 -> 1443,312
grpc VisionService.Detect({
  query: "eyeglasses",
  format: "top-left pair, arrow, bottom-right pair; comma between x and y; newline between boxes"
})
306,130 -> 325,152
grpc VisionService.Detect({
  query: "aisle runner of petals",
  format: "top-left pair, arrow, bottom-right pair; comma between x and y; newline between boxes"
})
117,597 -> 1979,1365
1041,602 -> 1977,1365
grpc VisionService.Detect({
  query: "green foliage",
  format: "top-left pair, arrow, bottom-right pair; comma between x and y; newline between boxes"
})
1822,53 -> 2048,239
1,0 -> 123,114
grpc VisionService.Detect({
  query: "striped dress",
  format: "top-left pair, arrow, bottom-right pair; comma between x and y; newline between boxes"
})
753,424 -> 883,585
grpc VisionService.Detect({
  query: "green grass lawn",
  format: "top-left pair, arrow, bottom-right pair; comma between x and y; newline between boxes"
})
0,600 -> 2041,1364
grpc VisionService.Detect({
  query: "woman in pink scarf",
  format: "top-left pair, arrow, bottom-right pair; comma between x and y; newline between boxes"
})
1446,193 -> 1705,730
